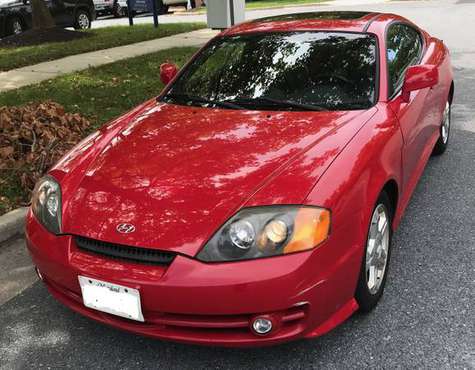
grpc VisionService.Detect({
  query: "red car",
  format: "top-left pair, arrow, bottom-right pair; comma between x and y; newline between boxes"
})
26,11 -> 454,346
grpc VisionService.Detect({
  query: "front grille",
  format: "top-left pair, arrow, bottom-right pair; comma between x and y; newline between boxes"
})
74,236 -> 176,265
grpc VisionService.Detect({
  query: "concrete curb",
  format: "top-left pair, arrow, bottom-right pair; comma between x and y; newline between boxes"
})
0,207 -> 28,244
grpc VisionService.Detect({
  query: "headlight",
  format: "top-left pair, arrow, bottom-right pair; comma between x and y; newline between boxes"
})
197,206 -> 331,262
31,176 -> 62,235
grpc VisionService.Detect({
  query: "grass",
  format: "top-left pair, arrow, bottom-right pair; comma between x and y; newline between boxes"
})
245,0 -> 327,9
0,23 -> 205,72
179,0 -> 326,14
0,46 -> 199,214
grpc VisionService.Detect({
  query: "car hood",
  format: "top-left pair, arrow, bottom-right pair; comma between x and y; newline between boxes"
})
56,101 -> 375,257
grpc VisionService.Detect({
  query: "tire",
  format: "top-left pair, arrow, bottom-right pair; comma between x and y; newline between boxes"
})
113,2 -> 127,17
6,16 -> 24,36
74,9 -> 92,30
432,100 -> 451,156
157,0 -> 169,14
355,191 -> 393,312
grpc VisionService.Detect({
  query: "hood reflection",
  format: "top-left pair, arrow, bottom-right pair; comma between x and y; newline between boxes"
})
61,103 -> 366,256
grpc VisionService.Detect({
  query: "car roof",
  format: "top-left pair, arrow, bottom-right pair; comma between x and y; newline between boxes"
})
222,11 -> 407,36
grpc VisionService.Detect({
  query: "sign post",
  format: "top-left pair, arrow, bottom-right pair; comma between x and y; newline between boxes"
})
151,0 -> 159,28
126,0 -> 133,26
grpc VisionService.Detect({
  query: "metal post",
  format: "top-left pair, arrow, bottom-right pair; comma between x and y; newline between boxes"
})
151,0 -> 159,28
229,0 -> 235,26
127,0 -> 133,26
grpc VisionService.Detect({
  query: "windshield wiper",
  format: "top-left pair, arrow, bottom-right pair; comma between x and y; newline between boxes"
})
224,97 -> 326,111
164,93 -> 245,110
330,101 -> 372,111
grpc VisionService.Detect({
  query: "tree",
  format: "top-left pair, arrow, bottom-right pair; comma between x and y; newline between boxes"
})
30,0 -> 55,29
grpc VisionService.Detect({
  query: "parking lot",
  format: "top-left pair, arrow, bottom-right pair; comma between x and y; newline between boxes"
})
0,1 -> 474,369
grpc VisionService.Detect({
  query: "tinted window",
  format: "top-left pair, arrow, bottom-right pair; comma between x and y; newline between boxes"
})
164,32 -> 378,111
386,24 -> 423,97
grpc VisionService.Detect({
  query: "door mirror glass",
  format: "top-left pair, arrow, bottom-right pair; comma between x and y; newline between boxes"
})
401,64 -> 438,102
160,63 -> 178,85
386,23 -> 423,98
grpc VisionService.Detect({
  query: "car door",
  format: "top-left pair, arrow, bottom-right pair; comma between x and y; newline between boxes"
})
386,23 -> 434,191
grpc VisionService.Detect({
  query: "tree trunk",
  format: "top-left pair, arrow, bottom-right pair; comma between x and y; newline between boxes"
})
30,0 -> 55,29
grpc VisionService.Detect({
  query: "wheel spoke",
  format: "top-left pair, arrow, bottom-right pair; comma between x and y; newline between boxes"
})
365,203 -> 390,295
368,266 -> 376,290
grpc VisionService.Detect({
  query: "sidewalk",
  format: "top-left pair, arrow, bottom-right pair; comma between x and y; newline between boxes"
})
0,28 -> 218,93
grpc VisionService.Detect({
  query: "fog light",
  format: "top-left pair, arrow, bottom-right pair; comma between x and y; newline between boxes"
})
252,317 -> 273,335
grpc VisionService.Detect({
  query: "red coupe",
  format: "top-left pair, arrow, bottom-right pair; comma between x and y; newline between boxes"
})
26,11 -> 454,346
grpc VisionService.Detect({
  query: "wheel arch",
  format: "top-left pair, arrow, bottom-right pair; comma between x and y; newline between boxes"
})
6,13 -> 27,31
381,179 -> 399,219
448,81 -> 455,104
75,5 -> 92,18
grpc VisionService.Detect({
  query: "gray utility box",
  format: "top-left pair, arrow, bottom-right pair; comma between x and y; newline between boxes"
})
206,0 -> 245,29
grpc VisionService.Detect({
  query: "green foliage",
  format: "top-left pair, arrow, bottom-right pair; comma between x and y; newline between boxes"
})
0,46 -> 198,213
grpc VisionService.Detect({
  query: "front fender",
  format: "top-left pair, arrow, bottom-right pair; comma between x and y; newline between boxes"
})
304,103 -> 403,295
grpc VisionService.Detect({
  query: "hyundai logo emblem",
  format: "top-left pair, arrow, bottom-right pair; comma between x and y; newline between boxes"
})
116,223 -> 136,234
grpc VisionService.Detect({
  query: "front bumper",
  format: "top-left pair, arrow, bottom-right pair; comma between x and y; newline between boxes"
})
26,210 -> 361,347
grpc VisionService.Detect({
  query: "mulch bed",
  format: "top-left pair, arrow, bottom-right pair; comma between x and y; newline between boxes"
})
0,101 -> 91,198
0,28 -> 92,48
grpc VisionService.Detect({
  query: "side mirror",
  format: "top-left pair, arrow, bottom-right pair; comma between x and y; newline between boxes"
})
160,63 -> 178,85
401,65 -> 438,102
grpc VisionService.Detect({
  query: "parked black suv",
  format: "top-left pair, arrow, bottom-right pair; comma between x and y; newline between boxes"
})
0,0 -> 96,38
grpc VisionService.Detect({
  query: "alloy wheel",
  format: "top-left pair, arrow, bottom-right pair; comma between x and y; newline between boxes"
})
441,101 -> 451,144
12,20 -> 23,35
365,204 -> 390,295
77,13 -> 90,29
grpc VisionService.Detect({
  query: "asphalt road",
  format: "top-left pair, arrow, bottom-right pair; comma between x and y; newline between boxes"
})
1,1 -> 474,369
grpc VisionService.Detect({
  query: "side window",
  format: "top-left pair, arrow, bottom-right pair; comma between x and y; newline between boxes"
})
386,24 -> 423,97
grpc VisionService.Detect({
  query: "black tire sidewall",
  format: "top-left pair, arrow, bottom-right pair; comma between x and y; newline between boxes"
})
7,16 -> 23,35
113,3 -> 122,17
156,0 -> 168,14
355,191 -> 393,312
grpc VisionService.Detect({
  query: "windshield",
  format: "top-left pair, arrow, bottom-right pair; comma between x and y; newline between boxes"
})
163,32 -> 378,111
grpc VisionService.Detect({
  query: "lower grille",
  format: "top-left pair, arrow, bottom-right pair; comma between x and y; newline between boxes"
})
74,236 -> 176,265
146,305 -> 307,330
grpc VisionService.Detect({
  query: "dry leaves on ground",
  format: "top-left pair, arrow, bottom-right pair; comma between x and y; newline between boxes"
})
0,101 -> 91,205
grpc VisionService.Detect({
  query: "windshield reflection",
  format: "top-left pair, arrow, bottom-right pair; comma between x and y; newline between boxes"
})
164,32 -> 377,111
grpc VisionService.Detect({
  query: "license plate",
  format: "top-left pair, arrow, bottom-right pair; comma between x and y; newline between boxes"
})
78,276 -> 144,322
